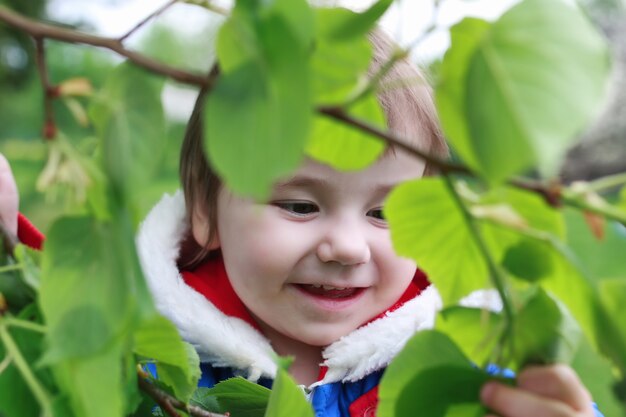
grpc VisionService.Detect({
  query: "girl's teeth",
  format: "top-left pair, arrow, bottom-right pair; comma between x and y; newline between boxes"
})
307,284 -> 348,290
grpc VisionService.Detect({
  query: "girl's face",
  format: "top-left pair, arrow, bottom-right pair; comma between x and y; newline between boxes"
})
194,153 -> 425,348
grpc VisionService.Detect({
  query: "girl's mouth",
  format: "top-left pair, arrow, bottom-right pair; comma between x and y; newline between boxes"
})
295,284 -> 364,299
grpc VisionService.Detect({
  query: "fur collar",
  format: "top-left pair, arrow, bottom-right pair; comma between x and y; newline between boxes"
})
136,192 -> 443,386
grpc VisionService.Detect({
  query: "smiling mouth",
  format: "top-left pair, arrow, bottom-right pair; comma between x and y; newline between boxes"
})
296,284 -> 364,299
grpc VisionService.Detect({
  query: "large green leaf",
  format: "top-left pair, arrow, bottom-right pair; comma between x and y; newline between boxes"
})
315,0 -> 393,41
134,315 -> 201,402
307,94 -> 385,170
39,215 -> 155,417
51,345 -> 125,417
512,287 -> 582,367
205,377 -> 271,417
89,63 -> 166,207
0,324 -> 48,417
436,306 -> 503,367
378,330 -> 489,417
310,22 -> 372,104
264,369 -> 313,417
565,208 -> 626,282
439,0 -> 610,182
206,0 -> 313,199
436,18 -> 491,171
572,338 -> 626,417
385,178 -> 489,304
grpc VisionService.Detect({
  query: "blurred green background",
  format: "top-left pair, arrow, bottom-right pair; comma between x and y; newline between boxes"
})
0,0 -> 221,230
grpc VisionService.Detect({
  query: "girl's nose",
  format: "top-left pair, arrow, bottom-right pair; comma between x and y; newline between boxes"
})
316,220 -> 371,266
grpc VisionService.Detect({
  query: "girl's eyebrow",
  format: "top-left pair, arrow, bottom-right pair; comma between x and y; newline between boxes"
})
274,176 -> 398,196
274,176 -> 331,189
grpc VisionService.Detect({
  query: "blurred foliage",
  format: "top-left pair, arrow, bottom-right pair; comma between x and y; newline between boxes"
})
0,0 -> 45,88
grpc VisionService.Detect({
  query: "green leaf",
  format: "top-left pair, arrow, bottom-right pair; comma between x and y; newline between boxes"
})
51,345 -> 125,417
436,17 -> 492,171
134,315 -> 201,402
40,216 -> 154,362
89,62 -> 166,208
571,338 -> 626,417
0,325 -> 48,417
502,238 -> 554,282
39,215 -> 156,417
13,244 -> 41,291
385,178 -> 489,304
207,3 -> 313,199
378,330 -> 485,417
395,366 -> 491,417
264,369 -> 313,417
207,377 -> 271,417
439,0 -> 610,182
564,208 -> 626,282
156,349 -> 199,404
316,1 -> 393,41
598,278 -> 626,365
436,306 -> 503,366
190,388 -> 221,413
310,30 -> 372,104
512,287 -> 582,367
307,94 -> 385,170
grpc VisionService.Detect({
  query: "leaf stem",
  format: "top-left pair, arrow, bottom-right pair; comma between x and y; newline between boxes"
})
119,0 -> 179,43
442,175 -> 515,367
2,317 -> 46,333
183,0 -> 229,15
561,188 -> 626,225
0,324 -> 54,416
136,368 -> 228,417
344,47 -> 408,108
0,264 -> 23,274
587,172 -> 626,193
34,37 -> 57,140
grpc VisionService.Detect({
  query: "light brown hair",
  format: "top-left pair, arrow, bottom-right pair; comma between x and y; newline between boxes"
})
179,28 -> 448,268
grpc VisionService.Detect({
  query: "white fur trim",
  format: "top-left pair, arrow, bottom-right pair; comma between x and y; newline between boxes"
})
315,285 -> 442,385
459,289 -> 503,312
136,191 -> 277,381
137,192 -> 447,386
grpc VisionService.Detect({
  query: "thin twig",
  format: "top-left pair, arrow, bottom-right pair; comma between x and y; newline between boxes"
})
442,175 -> 515,368
0,6 -> 211,87
587,172 -> 626,193
119,0 -> 179,43
0,353 -> 11,375
0,325 -> 54,416
2,317 -> 46,333
183,0 -> 229,15
0,264 -> 22,274
509,177 -> 563,208
137,369 -> 229,417
33,37 -> 56,140
318,105 -> 470,174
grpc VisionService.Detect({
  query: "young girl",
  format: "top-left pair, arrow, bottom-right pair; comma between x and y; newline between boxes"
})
0,29 -> 600,417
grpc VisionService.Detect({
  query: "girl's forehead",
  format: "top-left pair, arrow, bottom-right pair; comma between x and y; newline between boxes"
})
275,155 -> 425,190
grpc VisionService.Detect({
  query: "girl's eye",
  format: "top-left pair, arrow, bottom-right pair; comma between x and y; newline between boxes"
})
367,208 -> 386,221
274,201 -> 319,216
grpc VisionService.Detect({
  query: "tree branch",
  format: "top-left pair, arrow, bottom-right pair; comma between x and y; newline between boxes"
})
33,37 -> 56,139
137,369 -> 229,417
119,0 -> 179,43
0,6 -> 211,87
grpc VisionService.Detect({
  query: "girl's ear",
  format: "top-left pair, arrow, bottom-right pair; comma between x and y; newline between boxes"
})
191,207 -> 220,250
